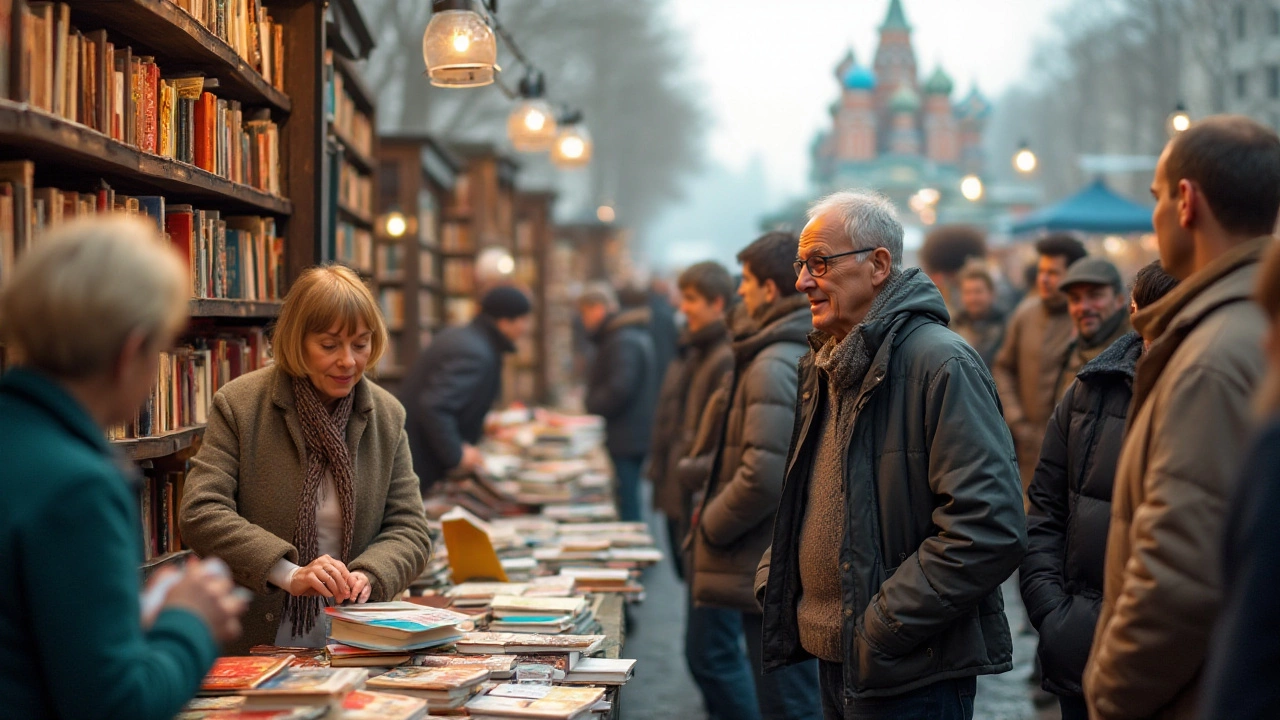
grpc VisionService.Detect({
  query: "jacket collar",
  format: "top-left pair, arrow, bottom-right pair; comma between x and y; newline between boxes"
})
1133,236 -> 1271,342
473,314 -> 517,355
593,307 -> 651,341
1076,331 -> 1143,381
733,295 -> 811,365
680,319 -> 730,354
270,366 -> 374,415
0,367 -> 110,455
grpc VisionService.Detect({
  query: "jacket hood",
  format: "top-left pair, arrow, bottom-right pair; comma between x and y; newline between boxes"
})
1077,330 -> 1143,381
734,295 -> 812,364
807,268 -> 950,352
596,307 -> 652,340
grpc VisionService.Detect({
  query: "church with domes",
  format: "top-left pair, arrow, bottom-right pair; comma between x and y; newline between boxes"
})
810,0 -> 992,223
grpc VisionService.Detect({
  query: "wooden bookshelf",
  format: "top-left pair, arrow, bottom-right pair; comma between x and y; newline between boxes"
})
324,0 -> 376,282
338,202 -> 374,228
0,101 -> 292,215
509,190 -> 556,404
112,425 -> 205,460
333,127 -> 374,173
188,298 -> 283,319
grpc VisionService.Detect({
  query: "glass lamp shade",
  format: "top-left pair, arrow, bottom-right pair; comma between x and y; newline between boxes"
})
422,9 -> 497,88
551,124 -> 593,168
507,99 -> 559,152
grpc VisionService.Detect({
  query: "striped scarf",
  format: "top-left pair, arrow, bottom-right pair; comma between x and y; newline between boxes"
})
284,374 -> 356,636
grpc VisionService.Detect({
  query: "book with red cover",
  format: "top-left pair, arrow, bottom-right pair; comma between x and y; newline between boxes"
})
199,655 -> 293,695
194,91 -> 215,171
165,205 -> 194,281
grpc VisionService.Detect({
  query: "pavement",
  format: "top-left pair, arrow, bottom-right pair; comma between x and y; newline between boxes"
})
620,493 -> 1061,720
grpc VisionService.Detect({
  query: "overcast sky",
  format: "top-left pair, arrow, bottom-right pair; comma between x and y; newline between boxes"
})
664,0 -> 1073,202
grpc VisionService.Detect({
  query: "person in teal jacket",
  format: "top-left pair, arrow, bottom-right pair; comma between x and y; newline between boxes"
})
0,216 -> 247,720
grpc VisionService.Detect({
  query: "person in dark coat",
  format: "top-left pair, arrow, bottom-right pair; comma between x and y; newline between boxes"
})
580,282 -> 657,522
950,260 -> 1007,368
1019,261 -> 1179,720
756,191 -> 1025,720
401,287 -> 532,494
1200,241 -> 1280,720
648,262 -> 736,580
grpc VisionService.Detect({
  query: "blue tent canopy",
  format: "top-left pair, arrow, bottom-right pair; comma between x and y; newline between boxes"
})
1011,179 -> 1153,235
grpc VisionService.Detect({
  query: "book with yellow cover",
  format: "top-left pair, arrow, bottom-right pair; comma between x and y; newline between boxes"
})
441,506 -> 508,583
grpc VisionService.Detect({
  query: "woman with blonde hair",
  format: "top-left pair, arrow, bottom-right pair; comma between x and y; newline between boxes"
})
180,264 -> 431,653
0,216 -> 246,719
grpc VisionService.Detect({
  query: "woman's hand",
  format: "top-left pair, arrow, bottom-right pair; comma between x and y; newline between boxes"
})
288,554 -> 354,600
347,571 -> 373,604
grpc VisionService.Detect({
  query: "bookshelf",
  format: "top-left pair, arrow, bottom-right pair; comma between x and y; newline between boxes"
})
323,0 -> 375,281
508,189 -> 555,405
0,0 -> 379,571
374,134 -> 460,392
441,143 -> 518,326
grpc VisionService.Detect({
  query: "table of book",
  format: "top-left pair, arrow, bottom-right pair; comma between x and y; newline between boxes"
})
179,410 -> 651,720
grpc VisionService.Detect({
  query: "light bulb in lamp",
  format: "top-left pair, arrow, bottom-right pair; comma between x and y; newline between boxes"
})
960,175 -> 984,202
384,212 -> 408,238
422,3 -> 497,89
508,100 -> 558,152
551,123 -> 592,169
1013,142 -> 1037,174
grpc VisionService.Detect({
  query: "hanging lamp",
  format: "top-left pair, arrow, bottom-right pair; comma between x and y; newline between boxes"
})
423,0 -> 498,88
551,111 -> 592,169
507,71 -> 558,152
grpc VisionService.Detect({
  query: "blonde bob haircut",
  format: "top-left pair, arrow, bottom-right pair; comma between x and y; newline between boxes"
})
0,215 -> 189,379
272,264 -> 387,378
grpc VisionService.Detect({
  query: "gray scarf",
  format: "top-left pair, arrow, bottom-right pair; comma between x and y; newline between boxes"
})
814,269 -> 914,393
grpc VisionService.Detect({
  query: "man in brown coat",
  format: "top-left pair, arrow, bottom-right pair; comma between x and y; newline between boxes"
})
993,234 -> 1087,492
1084,116 -> 1279,720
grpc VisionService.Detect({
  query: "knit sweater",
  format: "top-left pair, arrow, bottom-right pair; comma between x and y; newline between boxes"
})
796,385 -> 849,662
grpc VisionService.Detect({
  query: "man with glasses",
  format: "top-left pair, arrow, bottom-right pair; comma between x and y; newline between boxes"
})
756,191 -> 1025,719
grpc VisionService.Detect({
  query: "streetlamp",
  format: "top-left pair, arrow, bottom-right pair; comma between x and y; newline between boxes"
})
1013,140 -> 1038,174
960,175 -> 984,202
422,0 -> 498,88
1167,102 -> 1191,137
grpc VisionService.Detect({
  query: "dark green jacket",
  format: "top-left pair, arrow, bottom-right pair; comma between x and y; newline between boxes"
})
0,368 -> 217,719
757,269 -> 1025,699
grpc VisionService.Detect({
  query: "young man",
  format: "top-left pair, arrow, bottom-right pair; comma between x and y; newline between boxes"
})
1021,261 -> 1178,720
685,232 -> 820,720
579,283 -> 657,523
649,261 -> 736,580
1053,257 -> 1132,400
1085,116 -> 1278,720
401,286 -> 533,493
951,260 -> 1007,368
758,192 -> 1024,719
993,234 -> 1088,494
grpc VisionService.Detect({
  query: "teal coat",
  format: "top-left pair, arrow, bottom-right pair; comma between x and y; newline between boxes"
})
0,368 -> 217,719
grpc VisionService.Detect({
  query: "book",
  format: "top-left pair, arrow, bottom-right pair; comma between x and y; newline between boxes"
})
454,633 -> 606,656
198,655 -> 293,695
364,666 -> 490,702
325,605 -> 470,652
325,642 -> 411,668
561,657 -> 636,685
340,690 -> 429,720
441,506 -> 508,584
464,685 -> 604,720
174,696 -> 327,719
240,667 -> 368,710
412,653 -> 518,680
490,596 -> 587,618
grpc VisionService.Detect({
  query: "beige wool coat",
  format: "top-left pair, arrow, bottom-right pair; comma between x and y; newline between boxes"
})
179,366 -> 432,655
1083,237 -> 1270,720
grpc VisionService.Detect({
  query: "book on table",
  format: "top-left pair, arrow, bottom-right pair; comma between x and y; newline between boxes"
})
198,655 -> 293,695
561,657 -> 636,685
364,665 -> 491,708
412,653 -> 519,679
239,667 -> 368,710
455,632 -> 606,656
464,684 -> 605,720
173,696 -> 327,719
340,689 -> 430,720
325,603 -> 470,652
326,642 -> 412,668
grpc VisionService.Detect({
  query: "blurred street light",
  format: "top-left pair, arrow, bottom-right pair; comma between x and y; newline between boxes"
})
423,0 -> 497,88
1167,102 -> 1191,137
960,175 -> 984,202
1014,140 -> 1038,174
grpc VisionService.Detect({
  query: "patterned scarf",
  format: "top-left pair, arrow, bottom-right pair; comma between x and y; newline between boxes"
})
284,375 -> 357,636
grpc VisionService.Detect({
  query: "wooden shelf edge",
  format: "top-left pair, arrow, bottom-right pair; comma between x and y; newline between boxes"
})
0,101 -> 293,215
332,53 -> 377,115
331,127 -> 375,173
337,203 -> 375,228
188,298 -> 283,318
112,425 -> 205,460
142,549 -> 194,571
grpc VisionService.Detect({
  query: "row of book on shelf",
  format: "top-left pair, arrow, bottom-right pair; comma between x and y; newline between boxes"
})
0,162 -> 284,299
6,2 -> 284,194
325,49 -> 373,159
169,0 -> 286,90
336,220 -> 373,275
340,160 -> 374,217
139,465 -> 186,562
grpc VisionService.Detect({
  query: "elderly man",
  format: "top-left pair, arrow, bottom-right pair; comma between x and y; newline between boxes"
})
756,191 -> 1026,719
1084,116 -> 1278,720
1053,257 -> 1132,400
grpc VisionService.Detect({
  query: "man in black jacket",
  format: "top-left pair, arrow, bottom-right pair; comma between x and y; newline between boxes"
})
756,191 -> 1025,720
400,286 -> 532,494
1020,261 -> 1179,720
580,282 -> 657,522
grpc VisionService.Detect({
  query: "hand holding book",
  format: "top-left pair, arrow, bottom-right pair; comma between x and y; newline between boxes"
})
163,557 -> 251,645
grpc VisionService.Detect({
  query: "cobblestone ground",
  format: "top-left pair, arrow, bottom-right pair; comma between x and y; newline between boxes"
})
621,492 -> 1060,720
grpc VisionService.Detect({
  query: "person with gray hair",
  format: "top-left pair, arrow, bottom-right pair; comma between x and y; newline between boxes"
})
755,190 -> 1026,719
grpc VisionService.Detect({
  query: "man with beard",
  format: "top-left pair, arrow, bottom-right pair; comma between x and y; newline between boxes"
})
1052,258 -> 1132,400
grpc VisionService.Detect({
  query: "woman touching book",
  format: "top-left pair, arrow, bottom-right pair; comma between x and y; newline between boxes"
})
180,264 -> 432,654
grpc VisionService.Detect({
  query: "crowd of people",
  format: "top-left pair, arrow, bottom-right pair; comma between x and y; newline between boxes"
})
3,114 -> 1280,720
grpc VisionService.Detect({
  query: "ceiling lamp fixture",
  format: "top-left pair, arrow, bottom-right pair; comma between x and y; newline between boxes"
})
960,174 -> 984,202
551,111 -> 592,169
507,71 -> 558,152
423,0 -> 498,88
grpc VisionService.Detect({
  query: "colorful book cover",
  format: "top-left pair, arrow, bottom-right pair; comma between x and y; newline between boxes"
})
241,667 -> 367,697
341,690 -> 427,720
465,685 -> 604,716
365,666 -> 489,693
199,655 -> 292,693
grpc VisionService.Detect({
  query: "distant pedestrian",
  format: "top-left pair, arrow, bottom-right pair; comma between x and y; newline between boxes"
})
1084,115 -> 1278,720
1201,241 -> 1280,720
579,283 -> 658,522
1020,260 -> 1179,720
994,234 -> 1087,496
400,286 -> 533,493
951,259 -> 1007,368
1052,257 -> 1132,400
649,262 -> 735,580
757,191 -> 1025,720
685,232 -> 820,720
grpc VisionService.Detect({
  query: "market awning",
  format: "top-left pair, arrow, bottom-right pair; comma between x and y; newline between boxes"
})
1011,178 -> 1153,235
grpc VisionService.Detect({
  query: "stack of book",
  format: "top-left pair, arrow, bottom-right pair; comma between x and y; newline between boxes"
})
561,658 -> 636,686
557,568 -> 643,596
325,642 -> 411,668
454,632 -> 606,660
325,603 -> 471,652
176,696 -> 326,719
238,667 -> 368,712
340,689 -> 429,720
198,655 -> 293,696
412,653 -> 518,680
364,665 -> 490,713
464,684 -> 605,720
488,596 -> 592,635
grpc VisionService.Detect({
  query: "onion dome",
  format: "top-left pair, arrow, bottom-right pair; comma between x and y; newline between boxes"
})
923,66 -> 954,96
843,65 -> 877,91
889,85 -> 921,113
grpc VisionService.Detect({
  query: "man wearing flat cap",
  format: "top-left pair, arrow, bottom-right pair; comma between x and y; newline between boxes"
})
1053,257 -> 1132,401
401,286 -> 533,493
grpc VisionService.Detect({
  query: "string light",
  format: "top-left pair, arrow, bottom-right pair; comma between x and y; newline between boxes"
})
423,1 -> 497,88
507,72 -> 558,152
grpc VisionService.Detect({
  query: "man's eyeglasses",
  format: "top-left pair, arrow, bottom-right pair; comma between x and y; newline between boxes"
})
793,248 -> 876,278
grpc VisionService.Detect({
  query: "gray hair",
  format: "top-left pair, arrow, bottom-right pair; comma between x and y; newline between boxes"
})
577,281 -> 619,310
807,190 -> 904,271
